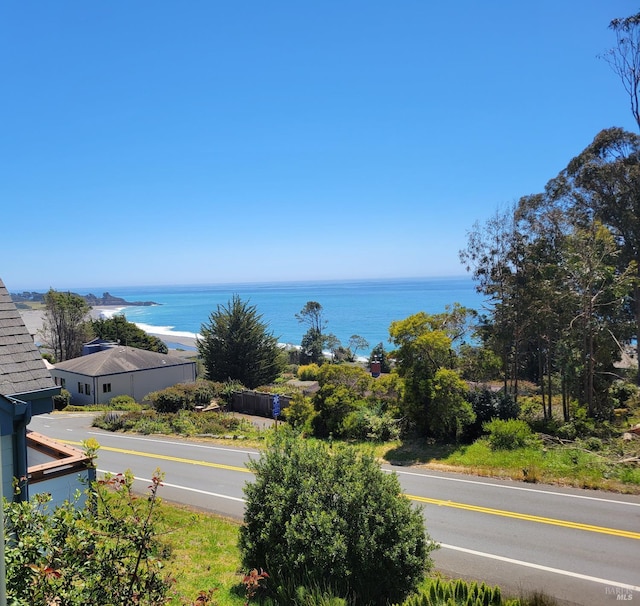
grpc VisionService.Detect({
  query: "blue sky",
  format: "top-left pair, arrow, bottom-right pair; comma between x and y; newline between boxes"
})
2,1 -> 637,291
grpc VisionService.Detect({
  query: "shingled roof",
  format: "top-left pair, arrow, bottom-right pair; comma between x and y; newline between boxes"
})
53,345 -> 193,376
0,278 -> 57,396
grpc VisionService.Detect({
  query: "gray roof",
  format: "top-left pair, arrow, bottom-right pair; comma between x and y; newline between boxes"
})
53,345 -> 194,377
0,278 -> 57,396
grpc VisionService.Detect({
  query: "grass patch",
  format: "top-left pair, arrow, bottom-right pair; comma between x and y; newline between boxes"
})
152,500 -> 553,606
378,437 -> 640,492
159,502 -> 245,605
374,438 -> 461,466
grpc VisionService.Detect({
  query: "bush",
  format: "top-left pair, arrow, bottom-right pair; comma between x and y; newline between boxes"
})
93,409 -> 254,437
145,381 -> 226,414
53,388 -> 71,410
4,469 -> 173,605
146,386 -> 188,413
282,392 -> 316,433
340,405 -> 401,442
297,363 -> 321,381
484,418 -> 538,451
405,577 -> 507,606
465,389 -> 519,441
239,430 -> 436,605
108,395 -> 141,411
609,380 -> 640,410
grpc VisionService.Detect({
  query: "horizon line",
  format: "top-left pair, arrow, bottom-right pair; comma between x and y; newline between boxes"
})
11,273 -> 473,293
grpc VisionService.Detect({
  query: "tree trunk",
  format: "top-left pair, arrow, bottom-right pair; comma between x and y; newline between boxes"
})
547,356 -> 553,420
635,282 -> 640,385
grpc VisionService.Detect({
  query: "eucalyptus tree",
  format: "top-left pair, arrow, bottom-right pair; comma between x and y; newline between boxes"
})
562,128 -> 640,381
460,205 -> 528,396
41,290 -> 92,362
515,193 -> 574,419
560,222 -> 635,417
602,11 -> 640,130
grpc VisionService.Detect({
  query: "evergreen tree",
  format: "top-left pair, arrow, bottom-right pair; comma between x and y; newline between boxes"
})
91,314 -> 168,353
198,295 -> 284,388
239,431 -> 435,605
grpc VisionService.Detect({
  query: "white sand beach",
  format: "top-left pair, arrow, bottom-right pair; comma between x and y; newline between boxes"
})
19,307 -> 198,351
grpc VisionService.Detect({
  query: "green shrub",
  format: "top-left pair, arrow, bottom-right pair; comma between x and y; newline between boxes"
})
146,386 -> 187,413
136,417 -> 172,435
341,405 -> 401,442
297,363 -> 321,381
282,392 -> 316,432
609,380 -> 640,409
465,389 -> 519,440
52,388 -> 71,410
484,418 -> 538,451
4,470 -> 173,605
580,436 -> 603,451
93,409 -> 254,437
145,381 -> 226,414
239,430 -> 436,605
403,577 -> 510,606
108,395 -> 141,411
170,410 -> 198,435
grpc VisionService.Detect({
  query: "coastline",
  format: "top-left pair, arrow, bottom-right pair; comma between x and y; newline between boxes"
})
19,306 -> 199,351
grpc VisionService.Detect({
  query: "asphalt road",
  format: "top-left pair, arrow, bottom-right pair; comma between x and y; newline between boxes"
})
30,413 -> 640,606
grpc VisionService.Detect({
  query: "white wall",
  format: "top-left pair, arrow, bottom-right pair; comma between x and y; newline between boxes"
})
52,363 -> 196,405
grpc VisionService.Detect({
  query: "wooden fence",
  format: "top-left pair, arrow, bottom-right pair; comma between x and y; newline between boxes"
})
230,390 -> 291,417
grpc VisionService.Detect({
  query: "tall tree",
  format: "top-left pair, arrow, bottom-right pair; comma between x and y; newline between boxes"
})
561,222 -> 635,416
348,335 -> 369,356
603,11 -> 640,130
41,290 -> 91,361
389,310 -> 474,439
516,193 -> 572,419
91,314 -> 168,353
296,301 -> 327,364
198,295 -> 284,388
562,128 -> 640,381
460,205 -> 526,396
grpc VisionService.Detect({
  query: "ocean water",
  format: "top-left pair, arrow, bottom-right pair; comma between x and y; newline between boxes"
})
76,277 -> 485,352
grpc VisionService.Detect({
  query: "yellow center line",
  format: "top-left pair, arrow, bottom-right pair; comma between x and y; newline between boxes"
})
61,440 -> 251,473
63,440 -> 639,540
408,495 -> 640,540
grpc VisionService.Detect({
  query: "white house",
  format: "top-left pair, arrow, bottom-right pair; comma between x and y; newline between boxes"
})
51,345 -> 197,405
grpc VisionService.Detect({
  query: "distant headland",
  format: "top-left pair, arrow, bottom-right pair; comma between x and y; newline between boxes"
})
11,291 -> 160,307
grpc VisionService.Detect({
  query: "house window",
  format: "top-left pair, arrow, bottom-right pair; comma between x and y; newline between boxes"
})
85,384 -> 91,395
54,377 -> 59,386
78,382 -> 84,394
103,383 -> 112,394
61,378 -> 66,388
